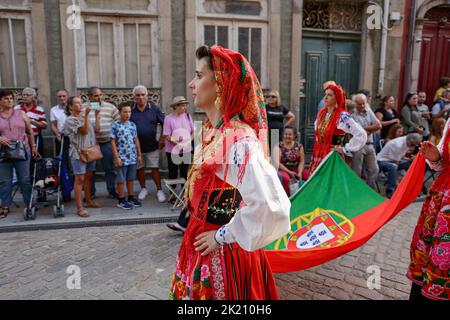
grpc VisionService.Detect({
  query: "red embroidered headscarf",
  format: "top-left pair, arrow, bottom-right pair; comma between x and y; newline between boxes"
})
210,45 -> 269,157
317,84 -> 347,143
308,84 -> 347,176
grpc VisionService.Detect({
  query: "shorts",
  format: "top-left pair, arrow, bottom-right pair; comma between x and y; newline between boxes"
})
116,164 -> 137,184
70,158 -> 96,175
137,150 -> 160,169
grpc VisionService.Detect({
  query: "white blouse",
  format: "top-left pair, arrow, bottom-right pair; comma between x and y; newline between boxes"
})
213,136 -> 291,252
314,112 -> 367,156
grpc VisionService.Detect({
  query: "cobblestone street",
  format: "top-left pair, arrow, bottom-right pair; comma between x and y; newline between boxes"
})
0,202 -> 422,300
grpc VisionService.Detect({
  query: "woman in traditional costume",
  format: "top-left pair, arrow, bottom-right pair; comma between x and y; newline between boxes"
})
407,119 -> 450,300
169,45 -> 291,300
307,85 -> 367,177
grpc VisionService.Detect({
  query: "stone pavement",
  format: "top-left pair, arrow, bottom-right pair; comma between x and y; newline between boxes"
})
0,202 -> 422,300
0,180 -> 180,232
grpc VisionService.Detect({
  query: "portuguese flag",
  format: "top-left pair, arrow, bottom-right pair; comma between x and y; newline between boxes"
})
265,151 -> 426,273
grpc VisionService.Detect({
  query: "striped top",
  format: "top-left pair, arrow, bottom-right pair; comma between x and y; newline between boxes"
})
86,102 -> 119,143
14,104 -> 47,135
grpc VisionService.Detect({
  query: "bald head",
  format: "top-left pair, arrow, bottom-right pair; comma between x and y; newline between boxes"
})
353,94 -> 367,112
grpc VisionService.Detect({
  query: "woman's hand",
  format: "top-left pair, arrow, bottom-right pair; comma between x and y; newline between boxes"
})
194,231 -> 220,256
420,141 -> 440,162
31,145 -> 37,158
0,136 -> 10,146
333,146 -> 346,159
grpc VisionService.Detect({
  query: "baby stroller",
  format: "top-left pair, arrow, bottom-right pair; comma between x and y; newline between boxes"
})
24,138 -> 66,220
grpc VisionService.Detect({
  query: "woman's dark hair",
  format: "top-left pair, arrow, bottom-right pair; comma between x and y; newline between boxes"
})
65,96 -> 79,116
403,92 -> 418,108
284,126 -> 298,140
386,123 -> 404,140
439,77 -> 450,87
381,96 -> 394,108
430,117 -> 446,138
195,45 -> 213,70
0,89 -> 14,100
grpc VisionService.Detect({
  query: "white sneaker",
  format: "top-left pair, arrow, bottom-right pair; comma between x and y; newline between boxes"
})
156,190 -> 166,203
138,188 -> 148,200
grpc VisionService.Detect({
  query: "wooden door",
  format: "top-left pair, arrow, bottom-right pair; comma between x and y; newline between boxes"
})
418,21 -> 450,107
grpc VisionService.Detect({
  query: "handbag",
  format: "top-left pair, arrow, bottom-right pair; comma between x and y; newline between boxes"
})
0,140 -> 27,161
78,144 -> 103,163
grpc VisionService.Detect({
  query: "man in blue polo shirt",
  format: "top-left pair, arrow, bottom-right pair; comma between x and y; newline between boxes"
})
130,85 -> 166,202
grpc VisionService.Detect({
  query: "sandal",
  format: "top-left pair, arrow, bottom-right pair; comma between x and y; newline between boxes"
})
166,223 -> 185,233
0,207 -> 9,219
77,208 -> 90,218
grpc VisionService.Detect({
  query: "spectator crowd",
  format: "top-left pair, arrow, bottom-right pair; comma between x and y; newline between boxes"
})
0,76 -> 449,219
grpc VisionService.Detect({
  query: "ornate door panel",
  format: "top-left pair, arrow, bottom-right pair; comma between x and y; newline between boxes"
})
299,0 -> 363,158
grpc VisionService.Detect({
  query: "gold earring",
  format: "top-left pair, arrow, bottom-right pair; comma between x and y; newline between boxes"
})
215,93 -> 223,111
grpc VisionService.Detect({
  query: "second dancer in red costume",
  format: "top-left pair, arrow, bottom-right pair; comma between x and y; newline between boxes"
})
308,85 -> 367,177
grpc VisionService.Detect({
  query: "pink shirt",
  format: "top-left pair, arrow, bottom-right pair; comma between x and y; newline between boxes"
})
0,109 -> 30,151
163,112 -> 194,154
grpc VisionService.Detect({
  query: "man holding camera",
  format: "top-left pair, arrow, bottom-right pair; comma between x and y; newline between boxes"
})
87,87 -> 120,200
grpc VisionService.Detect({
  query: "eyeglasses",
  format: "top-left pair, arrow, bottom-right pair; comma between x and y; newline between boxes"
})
266,95 -> 276,99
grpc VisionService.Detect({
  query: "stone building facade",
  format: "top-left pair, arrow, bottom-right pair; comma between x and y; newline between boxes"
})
0,0 -> 449,156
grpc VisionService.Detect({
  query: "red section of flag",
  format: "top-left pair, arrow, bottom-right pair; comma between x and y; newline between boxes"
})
266,155 -> 426,273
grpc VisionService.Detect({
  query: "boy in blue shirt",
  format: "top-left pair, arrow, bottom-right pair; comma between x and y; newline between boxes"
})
110,102 -> 143,209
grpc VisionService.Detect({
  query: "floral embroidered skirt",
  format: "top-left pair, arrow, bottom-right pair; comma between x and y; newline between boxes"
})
407,176 -> 450,300
169,242 -> 279,300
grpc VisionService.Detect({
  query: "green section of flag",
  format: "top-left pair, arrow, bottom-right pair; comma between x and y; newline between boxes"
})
265,152 -> 385,250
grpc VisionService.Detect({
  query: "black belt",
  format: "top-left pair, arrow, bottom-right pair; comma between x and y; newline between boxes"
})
206,188 -> 242,226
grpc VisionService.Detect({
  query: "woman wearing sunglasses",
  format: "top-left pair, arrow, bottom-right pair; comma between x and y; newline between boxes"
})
265,90 -> 295,150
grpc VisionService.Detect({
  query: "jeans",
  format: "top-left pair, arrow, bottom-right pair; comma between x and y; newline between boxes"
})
378,160 -> 411,192
0,153 -> 32,207
91,141 -> 117,196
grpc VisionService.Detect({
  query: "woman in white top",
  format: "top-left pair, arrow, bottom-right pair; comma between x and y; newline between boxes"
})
169,45 -> 290,300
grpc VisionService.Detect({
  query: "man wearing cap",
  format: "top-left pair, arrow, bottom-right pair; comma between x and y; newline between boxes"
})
163,97 -> 194,187
163,96 -> 195,232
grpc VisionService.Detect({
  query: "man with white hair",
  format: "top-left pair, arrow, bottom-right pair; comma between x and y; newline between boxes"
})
130,85 -> 166,202
15,87 -> 47,156
351,93 -> 381,190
